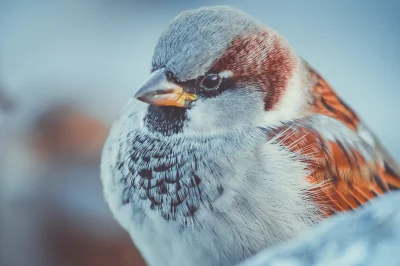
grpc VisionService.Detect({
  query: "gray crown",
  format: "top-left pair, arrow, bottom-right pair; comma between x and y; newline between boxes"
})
151,6 -> 264,81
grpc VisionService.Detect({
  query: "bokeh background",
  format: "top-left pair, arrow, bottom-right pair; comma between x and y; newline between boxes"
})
0,1 -> 399,265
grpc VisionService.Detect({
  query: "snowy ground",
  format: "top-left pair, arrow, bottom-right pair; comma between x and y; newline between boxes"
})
239,192 -> 400,266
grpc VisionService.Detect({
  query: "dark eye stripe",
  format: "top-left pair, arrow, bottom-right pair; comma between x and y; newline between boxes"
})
177,72 -> 236,98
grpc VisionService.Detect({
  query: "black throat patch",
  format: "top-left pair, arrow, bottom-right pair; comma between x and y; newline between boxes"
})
144,105 -> 187,136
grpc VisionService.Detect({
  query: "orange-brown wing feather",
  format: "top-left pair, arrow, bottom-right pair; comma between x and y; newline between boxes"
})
308,63 -> 361,131
276,65 -> 400,216
277,126 -> 399,216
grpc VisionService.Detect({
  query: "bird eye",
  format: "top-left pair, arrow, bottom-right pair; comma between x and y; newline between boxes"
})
200,74 -> 221,90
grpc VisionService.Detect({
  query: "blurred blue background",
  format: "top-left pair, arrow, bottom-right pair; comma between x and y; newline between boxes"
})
0,1 -> 399,266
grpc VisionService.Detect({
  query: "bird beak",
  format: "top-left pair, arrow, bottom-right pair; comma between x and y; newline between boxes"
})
134,68 -> 197,107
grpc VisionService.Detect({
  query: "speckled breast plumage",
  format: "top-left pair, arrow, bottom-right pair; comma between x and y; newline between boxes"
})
112,131 -> 228,225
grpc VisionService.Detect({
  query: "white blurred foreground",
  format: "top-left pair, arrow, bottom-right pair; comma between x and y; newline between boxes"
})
239,192 -> 400,266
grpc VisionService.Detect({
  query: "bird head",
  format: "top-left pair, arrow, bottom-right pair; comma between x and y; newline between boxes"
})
134,6 -> 310,137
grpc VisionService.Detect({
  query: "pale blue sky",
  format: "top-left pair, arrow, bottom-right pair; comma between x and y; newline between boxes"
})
1,0 -> 399,159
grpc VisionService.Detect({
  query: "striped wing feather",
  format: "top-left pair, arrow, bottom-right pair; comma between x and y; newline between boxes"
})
277,65 -> 400,215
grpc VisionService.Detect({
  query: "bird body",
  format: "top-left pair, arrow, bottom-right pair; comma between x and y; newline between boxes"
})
101,6 -> 400,266
102,114 -> 317,266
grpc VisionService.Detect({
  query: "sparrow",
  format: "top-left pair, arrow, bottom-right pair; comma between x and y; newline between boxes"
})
101,6 -> 400,266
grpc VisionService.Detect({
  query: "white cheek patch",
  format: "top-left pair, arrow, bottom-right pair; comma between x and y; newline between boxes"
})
185,98 -> 231,135
184,90 -> 264,136
187,100 -> 216,132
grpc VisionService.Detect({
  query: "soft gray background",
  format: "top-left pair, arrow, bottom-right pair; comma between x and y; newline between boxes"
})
0,0 -> 399,158
0,1 -> 399,266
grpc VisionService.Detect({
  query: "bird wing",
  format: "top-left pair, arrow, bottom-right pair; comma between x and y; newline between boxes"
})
273,65 -> 400,216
